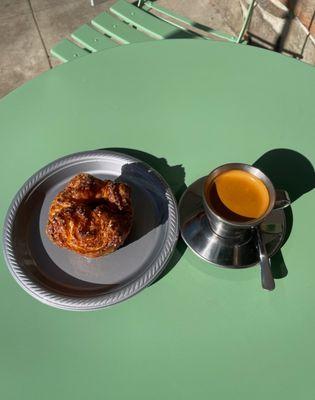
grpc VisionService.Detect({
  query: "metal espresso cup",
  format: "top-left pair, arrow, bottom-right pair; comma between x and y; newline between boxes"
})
202,163 -> 290,291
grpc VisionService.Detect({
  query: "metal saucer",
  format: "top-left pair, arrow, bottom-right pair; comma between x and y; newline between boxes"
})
179,177 -> 286,268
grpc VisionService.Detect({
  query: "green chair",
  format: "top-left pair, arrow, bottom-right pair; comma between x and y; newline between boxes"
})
51,0 -> 256,63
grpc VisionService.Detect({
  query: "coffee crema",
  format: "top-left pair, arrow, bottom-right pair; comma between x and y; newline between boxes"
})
207,169 -> 270,222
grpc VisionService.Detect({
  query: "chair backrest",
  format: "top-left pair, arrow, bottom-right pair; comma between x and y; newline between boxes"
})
51,0 -> 256,63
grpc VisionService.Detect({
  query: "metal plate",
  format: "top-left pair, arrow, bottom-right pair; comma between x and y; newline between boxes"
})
2,150 -> 179,310
179,177 -> 286,268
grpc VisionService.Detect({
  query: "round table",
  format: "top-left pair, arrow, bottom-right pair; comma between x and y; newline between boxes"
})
1,40 -> 314,400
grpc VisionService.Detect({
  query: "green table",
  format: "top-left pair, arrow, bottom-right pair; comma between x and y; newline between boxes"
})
1,40 -> 314,400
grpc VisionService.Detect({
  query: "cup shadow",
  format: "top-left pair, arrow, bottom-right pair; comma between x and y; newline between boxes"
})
102,147 -> 187,283
253,148 -> 315,279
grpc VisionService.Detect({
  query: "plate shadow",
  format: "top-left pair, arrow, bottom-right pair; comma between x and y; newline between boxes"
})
102,147 -> 187,283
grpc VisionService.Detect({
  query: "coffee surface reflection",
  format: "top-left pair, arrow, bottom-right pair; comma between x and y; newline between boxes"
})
207,170 -> 270,222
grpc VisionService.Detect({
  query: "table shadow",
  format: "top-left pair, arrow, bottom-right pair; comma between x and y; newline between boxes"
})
101,147 -> 188,283
253,148 -> 315,279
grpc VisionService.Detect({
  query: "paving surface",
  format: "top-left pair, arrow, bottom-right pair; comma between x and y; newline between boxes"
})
0,0 -> 113,98
0,0 -> 314,99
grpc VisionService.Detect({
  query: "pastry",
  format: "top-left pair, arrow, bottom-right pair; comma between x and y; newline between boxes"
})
46,173 -> 132,257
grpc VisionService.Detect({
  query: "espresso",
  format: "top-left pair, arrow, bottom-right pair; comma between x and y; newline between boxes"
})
208,170 -> 270,222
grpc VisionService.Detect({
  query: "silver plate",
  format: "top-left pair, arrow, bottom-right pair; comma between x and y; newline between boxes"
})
2,150 -> 179,310
179,177 -> 286,268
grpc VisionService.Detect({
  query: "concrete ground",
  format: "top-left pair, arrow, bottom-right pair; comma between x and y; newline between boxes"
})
0,0 -> 314,99
0,0 -> 115,98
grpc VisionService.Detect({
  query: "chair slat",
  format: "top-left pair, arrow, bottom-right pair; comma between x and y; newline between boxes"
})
50,39 -> 89,63
91,12 -> 152,44
110,0 -> 193,39
71,24 -> 118,52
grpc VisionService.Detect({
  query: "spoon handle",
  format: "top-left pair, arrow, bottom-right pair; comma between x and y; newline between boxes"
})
256,227 -> 275,291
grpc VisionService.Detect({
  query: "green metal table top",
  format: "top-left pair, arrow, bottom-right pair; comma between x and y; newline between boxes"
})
0,40 -> 314,400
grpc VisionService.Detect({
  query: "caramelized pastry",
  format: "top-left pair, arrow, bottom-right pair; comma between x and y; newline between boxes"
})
46,173 -> 132,257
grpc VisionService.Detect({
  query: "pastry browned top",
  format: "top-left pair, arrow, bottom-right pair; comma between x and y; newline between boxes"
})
46,173 -> 133,257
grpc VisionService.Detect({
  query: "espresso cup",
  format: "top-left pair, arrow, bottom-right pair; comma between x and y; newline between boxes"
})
202,163 -> 290,242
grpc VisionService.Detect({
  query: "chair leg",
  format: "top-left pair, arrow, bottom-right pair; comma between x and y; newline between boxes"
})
90,0 -> 94,6
236,0 -> 256,43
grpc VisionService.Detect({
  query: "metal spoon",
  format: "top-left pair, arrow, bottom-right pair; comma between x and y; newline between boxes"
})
256,227 -> 275,291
